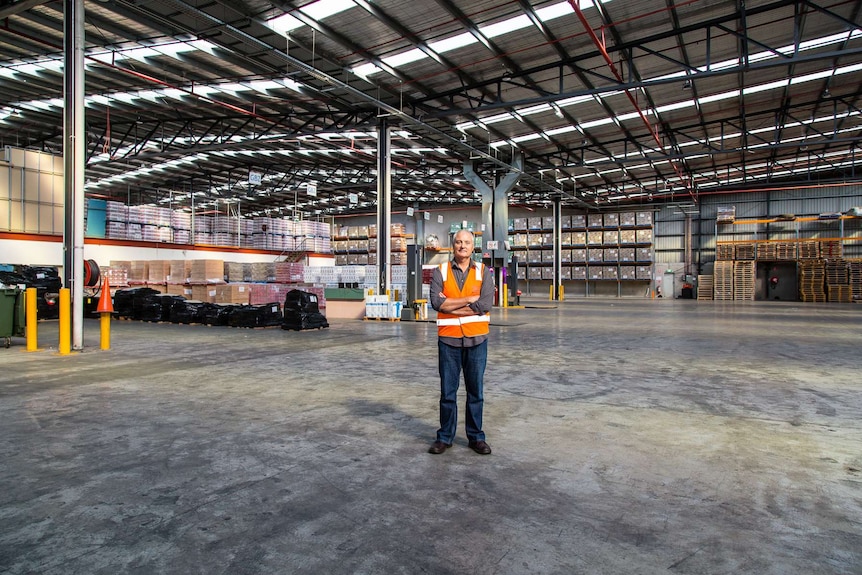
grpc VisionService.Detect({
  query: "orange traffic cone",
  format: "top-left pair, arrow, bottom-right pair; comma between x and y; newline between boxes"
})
97,278 -> 114,313
98,278 -> 113,351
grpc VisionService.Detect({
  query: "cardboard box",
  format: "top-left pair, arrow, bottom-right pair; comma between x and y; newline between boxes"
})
165,284 -> 188,297
189,259 -> 224,284
190,284 -> 217,303
214,283 -> 251,305
128,260 -> 148,284
166,260 -> 190,284
223,262 -> 245,283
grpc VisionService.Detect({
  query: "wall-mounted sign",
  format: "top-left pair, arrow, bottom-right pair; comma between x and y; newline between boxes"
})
424,212 -> 431,221
437,214 -> 443,223
306,182 -> 317,197
406,207 -> 414,216
249,171 -> 262,185
486,240 -> 499,250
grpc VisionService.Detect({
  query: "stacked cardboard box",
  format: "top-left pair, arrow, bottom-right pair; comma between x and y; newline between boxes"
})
215,284 -> 251,305
168,260 -> 190,284
147,260 -> 171,284
129,261 -> 148,284
189,259 -> 225,284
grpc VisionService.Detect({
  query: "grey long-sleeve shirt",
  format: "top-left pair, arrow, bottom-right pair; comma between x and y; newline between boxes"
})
430,260 -> 495,348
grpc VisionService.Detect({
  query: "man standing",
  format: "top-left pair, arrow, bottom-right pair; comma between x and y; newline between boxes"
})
428,229 -> 495,455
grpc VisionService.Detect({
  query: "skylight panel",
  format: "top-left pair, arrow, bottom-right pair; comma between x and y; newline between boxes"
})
302,0 -> 355,20
122,47 -> 162,62
428,32 -> 476,54
269,13 -> 304,35
655,100 -> 696,114
536,2 -> 575,21
545,125 -> 578,137
742,79 -> 789,95
384,48 -> 426,68
698,90 -> 739,105
580,117 -> 614,129
269,0 -> 355,36
481,14 -> 532,39
162,88 -> 187,100
352,63 -> 381,78
248,80 -> 284,93
511,133 -> 542,143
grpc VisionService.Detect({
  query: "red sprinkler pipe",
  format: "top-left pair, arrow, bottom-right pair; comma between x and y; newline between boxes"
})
569,0 -> 695,201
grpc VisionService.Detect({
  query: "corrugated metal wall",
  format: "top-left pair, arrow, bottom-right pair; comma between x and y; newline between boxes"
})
654,184 -> 862,268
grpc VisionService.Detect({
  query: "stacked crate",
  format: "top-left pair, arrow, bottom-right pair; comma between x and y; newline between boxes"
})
733,260 -> 755,300
734,243 -> 756,260
798,241 -> 820,259
775,242 -> 796,260
757,242 -> 776,260
798,261 -> 826,302
850,261 -> 862,301
821,240 -> 842,259
716,244 -> 734,260
697,275 -> 714,300
713,261 -> 734,300
825,259 -> 851,303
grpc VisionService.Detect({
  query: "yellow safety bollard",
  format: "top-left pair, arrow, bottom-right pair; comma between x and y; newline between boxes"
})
58,288 -> 70,355
502,285 -> 508,308
25,287 -> 38,351
549,284 -> 553,301
559,284 -> 565,301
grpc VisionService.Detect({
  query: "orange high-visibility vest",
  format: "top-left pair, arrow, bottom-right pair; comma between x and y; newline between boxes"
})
436,261 -> 490,338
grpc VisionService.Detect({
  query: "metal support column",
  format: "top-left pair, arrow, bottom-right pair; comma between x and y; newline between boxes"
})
553,197 -> 562,301
376,117 -> 392,297
63,0 -> 85,350
464,153 -> 523,304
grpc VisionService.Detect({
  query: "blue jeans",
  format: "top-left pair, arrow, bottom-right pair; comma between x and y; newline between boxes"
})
436,340 -> 487,444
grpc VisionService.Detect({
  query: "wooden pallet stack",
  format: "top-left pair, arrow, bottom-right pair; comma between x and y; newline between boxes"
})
825,259 -> 851,303
821,240 -> 842,259
716,244 -> 735,260
798,261 -> 826,302
850,261 -> 862,301
757,242 -> 777,260
775,242 -> 797,260
697,275 -> 714,300
734,243 -> 756,260
798,241 -> 820,259
713,261 -> 734,300
733,260 -> 756,300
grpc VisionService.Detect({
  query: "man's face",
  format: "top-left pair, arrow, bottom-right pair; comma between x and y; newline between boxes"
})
453,232 -> 474,259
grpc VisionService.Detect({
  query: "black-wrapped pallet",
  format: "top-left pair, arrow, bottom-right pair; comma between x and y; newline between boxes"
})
113,287 -> 161,319
169,300 -> 209,324
228,303 -> 283,328
282,289 -> 329,331
200,303 -> 238,326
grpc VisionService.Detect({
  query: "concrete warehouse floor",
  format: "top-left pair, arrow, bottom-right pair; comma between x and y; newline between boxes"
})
1,297 -> 861,575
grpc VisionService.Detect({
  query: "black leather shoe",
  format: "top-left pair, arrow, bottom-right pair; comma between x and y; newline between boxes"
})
468,440 -> 492,455
428,441 -> 452,454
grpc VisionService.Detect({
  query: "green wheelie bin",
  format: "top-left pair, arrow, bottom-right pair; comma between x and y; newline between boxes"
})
0,288 -> 25,348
